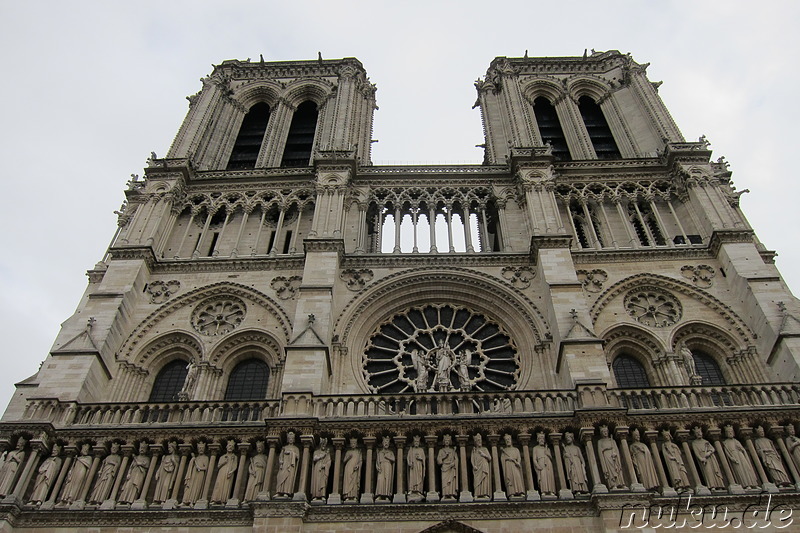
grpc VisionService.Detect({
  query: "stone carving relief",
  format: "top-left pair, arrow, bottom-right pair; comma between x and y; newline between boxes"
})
624,287 -> 682,328
340,268 -> 374,291
406,435 -> 425,502
182,441 -> 208,505
375,436 -> 395,502
363,304 -> 519,394
562,432 -> 588,494
690,426 -> 724,490
629,429 -> 659,491
471,434 -> 491,501
597,425 -> 625,490
531,432 -> 555,497
270,276 -> 302,300
754,426 -> 791,487
576,269 -> 608,293
89,442 -> 121,504
501,266 -> 535,289
342,437 -> 362,502
721,425 -> 759,489
500,434 -> 525,498
28,443 -> 62,505
661,430 -> 690,490
191,297 -> 246,336
310,437 -> 331,502
681,264 -> 715,288
437,434 -> 458,501
274,432 -> 300,499
146,280 -> 181,304
0,437 -> 26,497
211,440 -> 238,504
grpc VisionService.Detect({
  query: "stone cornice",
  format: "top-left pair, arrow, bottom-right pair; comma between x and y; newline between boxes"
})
141,255 -> 303,274
303,238 -> 345,254
708,229 -> 756,256
341,252 -> 530,269
571,246 -> 713,264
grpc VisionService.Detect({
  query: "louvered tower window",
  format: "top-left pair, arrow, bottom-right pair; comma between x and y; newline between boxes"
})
281,101 -> 318,167
612,354 -> 650,388
578,96 -> 620,159
227,102 -> 271,170
149,360 -> 189,402
533,97 -> 570,161
225,358 -> 270,400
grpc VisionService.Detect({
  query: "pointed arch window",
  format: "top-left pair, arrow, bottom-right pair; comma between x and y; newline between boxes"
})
533,97 -> 570,161
281,101 -> 318,167
578,95 -> 620,159
693,351 -> 726,385
149,359 -> 189,402
227,102 -> 271,170
224,358 -> 270,400
612,354 -> 650,388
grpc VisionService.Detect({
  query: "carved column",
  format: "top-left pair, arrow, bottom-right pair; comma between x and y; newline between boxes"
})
580,428 -> 607,493
708,429 -> 741,494
741,427 -> 778,493
360,435 -> 376,504
645,429 -> 675,496
231,443 -> 249,506
11,441 -> 41,502
263,436 -> 279,500
393,436 -> 406,504
197,443 -> 218,508
110,446 -> 133,507
424,434 -> 439,502
328,437 -> 344,505
774,427 -> 800,489
549,433 -> 572,500
455,434 -> 472,503
488,434 -> 506,502
74,448 -> 103,509
517,433 -> 539,501
293,436 -> 313,501
428,206 -> 438,253
42,447 -> 74,510
615,427 -> 641,492
392,206 -> 402,253
676,430 -> 709,496
168,445 -> 191,506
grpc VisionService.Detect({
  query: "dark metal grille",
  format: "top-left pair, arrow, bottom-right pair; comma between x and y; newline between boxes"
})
578,96 -> 621,159
224,358 -> 270,400
613,355 -> 650,388
227,102 -> 270,170
148,360 -> 189,402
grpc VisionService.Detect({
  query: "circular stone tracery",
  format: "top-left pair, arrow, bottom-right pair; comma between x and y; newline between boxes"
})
191,297 -> 247,336
363,304 -> 519,394
624,287 -> 682,328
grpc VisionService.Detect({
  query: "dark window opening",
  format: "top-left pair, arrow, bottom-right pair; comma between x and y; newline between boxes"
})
227,102 -> 270,170
225,358 -> 270,401
628,201 -> 665,246
578,96 -> 620,159
266,231 -> 276,253
149,360 -> 189,402
693,351 -> 725,386
207,232 -> 219,256
613,355 -> 650,388
281,101 -> 318,167
282,230 -> 292,254
533,97 -> 570,161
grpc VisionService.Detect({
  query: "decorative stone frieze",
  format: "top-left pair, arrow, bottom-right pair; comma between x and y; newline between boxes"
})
146,280 -> 181,304
576,269 -> 607,293
340,268 -> 373,291
270,276 -> 302,300
681,264 -> 715,288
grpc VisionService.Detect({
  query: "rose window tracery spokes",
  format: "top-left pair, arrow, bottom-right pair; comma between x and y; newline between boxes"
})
363,304 -> 519,394
191,297 -> 247,336
624,288 -> 681,328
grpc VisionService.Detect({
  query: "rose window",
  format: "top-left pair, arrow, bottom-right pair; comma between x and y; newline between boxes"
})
191,297 -> 246,336
624,288 -> 681,328
363,304 -> 519,394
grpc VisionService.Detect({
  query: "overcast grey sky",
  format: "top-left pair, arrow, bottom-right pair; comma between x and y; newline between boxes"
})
0,1 -> 798,407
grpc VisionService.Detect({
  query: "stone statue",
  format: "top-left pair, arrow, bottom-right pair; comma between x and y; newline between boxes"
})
310,437 -> 332,501
152,441 -> 179,503
60,443 -> 92,504
211,440 -> 238,503
500,433 -> 525,497
754,426 -> 791,487
89,442 -> 121,504
629,429 -> 659,490
406,435 -> 425,502
410,349 -> 429,392
722,425 -> 759,489
119,441 -> 150,504
471,434 -> 491,499
531,432 -> 555,496
342,437 -> 362,501
375,436 -> 395,501
179,360 -> 198,400
0,436 -> 27,497
455,350 -> 471,391
597,425 -> 625,489
786,424 -> 800,473
562,432 -> 588,494
434,340 -> 455,392
690,426 -> 724,489
661,430 -> 689,489
29,443 -> 62,504
275,432 -> 300,498
244,441 -> 267,501
181,441 -> 209,505
437,434 -> 458,500
680,344 -> 698,380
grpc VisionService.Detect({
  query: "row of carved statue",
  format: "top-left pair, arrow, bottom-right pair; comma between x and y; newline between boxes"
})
1,423 -> 800,508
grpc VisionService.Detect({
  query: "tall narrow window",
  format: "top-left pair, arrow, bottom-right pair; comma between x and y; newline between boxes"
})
281,101 -> 318,167
149,360 -> 189,402
225,358 -> 270,400
578,96 -> 620,159
227,102 -> 270,170
693,351 -> 725,385
533,97 -> 570,161
612,355 -> 650,388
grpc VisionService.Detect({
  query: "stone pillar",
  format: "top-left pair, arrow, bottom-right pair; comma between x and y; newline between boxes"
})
41,447 -> 74,510
580,428 -> 607,494
774,427 -> 800,490
230,443 -> 249,507
393,436 -> 406,504
328,437 -> 344,505
550,433 -> 572,500
708,429 -> 742,495
263,437 -> 279,500
9,442 -> 40,503
166,445 -> 190,508
645,429 -> 676,496
293,436 -> 313,501
73,449 -> 103,509
196,443 -> 218,509
360,435 -> 376,504
456,434 -> 472,503
109,446 -> 132,507
424,434 -> 439,502
741,427 -> 778,493
488,434 -> 506,502
676,430 -> 710,496
518,433 -> 540,501
616,427 -> 642,492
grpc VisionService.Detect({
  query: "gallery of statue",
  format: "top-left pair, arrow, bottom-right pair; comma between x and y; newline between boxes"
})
1,50 -> 800,532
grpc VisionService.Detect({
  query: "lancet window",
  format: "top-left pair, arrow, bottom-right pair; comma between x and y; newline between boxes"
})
578,95 -> 620,159
281,101 -> 318,167
225,358 -> 270,401
692,351 -> 726,386
612,354 -> 650,388
149,360 -> 189,402
227,102 -> 271,170
364,187 -> 501,254
532,97 -> 570,161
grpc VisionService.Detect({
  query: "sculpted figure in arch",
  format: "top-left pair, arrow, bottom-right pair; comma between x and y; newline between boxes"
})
680,344 -> 698,381
29,443 -> 62,505
119,441 -> 150,504
562,432 -> 588,494
597,425 -> 625,489
499,434 -> 525,498
60,443 -> 92,504
0,436 -> 27,497
471,434 -> 491,500
722,425 -> 759,489
690,426 -> 724,490
629,429 -> 659,491
153,441 -> 179,503
244,441 -> 267,501
531,432 -> 555,496
182,441 -> 209,505
342,437 -> 362,501
661,430 -> 690,489
754,426 -> 791,487
786,424 -> 800,473
211,440 -> 238,503
179,359 -> 199,400
89,442 -> 121,504
437,434 -> 458,500
455,350 -> 471,391
410,349 -> 430,393
311,437 -> 332,501
375,436 -> 395,501
275,432 -> 300,498
406,435 -> 425,502
433,340 -> 455,392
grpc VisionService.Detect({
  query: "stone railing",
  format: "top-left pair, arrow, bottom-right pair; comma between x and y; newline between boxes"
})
607,383 -> 800,411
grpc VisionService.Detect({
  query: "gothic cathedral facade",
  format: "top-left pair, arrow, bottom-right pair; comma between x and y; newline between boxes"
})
1,51 -> 800,531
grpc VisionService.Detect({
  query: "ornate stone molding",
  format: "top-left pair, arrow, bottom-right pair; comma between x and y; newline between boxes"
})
145,280 -> 181,304
501,266 -> 535,289
680,265 -> 715,288
340,268 -> 374,291
576,269 -> 608,293
271,276 -> 302,300
190,296 -> 247,336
